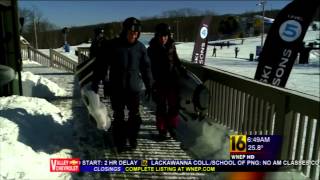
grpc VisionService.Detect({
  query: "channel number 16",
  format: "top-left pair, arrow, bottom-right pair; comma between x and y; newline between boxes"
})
230,135 -> 247,153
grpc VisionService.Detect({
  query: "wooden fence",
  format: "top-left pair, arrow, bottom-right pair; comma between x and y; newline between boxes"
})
20,45 -> 77,72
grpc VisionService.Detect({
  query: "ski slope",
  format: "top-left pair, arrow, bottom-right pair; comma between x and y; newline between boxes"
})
175,28 -> 320,97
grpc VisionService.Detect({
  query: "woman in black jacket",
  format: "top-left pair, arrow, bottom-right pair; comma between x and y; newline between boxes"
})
147,23 -> 181,140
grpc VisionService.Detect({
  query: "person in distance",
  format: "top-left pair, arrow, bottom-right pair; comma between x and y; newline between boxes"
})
89,27 -> 106,60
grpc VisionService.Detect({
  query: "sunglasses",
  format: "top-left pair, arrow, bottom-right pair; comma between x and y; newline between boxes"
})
129,24 -> 142,32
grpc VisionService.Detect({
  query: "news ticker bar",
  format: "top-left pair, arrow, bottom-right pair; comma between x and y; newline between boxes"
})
48,134 -> 311,173
50,159 -> 320,173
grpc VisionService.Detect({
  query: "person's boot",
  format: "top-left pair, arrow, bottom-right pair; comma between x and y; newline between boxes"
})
167,114 -> 179,139
168,127 -> 177,140
158,129 -> 168,141
156,115 -> 168,141
112,120 -> 126,152
128,125 -> 138,149
115,142 -> 126,153
129,138 -> 137,149
127,116 -> 141,150
113,135 -> 126,153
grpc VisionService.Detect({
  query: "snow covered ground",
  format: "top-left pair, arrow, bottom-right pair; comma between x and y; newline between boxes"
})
0,96 -> 73,179
0,23 -> 318,179
0,61 -> 75,179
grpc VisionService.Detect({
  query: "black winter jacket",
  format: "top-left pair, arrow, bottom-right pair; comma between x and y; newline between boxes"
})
147,37 -> 181,88
91,36 -> 153,93
89,37 -> 106,59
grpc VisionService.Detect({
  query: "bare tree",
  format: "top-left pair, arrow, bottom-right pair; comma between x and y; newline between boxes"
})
160,8 -> 216,18
18,7 -> 33,29
19,6 -> 58,48
161,8 -> 202,18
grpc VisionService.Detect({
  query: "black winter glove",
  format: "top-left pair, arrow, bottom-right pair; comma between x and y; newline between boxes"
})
103,81 -> 111,97
90,81 -> 99,94
145,87 -> 152,101
179,66 -> 188,78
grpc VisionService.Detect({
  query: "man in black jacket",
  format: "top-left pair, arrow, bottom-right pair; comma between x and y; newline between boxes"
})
91,17 -> 153,152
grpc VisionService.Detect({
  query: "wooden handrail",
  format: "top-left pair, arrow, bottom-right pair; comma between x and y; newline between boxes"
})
77,47 -> 90,64
20,45 -> 78,72
26,46 -> 51,66
50,49 -> 78,72
182,60 -> 319,180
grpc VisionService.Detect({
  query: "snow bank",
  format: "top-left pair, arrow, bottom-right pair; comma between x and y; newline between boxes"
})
0,95 -> 65,123
0,96 -> 73,180
21,71 -> 67,99
22,60 -> 41,65
177,117 -> 230,160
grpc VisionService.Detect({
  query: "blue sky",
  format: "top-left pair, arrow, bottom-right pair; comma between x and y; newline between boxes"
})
19,0 -> 291,28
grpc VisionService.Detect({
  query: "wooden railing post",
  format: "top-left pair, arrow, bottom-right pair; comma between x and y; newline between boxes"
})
274,96 -> 294,160
273,97 -> 285,152
78,48 -> 82,63
49,48 -> 53,67
77,47 -> 90,64
27,45 -> 31,60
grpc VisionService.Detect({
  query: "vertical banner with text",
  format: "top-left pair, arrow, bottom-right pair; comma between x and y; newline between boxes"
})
254,0 -> 319,87
191,16 -> 212,65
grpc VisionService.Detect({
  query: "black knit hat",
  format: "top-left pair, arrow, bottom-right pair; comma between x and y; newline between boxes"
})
155,23 -> 171,37
122,17 -> 142,32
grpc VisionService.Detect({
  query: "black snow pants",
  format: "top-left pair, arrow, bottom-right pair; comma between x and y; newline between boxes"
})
110,90 -> 142,148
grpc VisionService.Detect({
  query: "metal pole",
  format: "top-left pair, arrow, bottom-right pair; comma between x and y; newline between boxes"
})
176,20 -> 179,42
33,16 -> 38,49
258,0 -> 266,47
63,27 -> 68,45
261,0 -> 265,47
